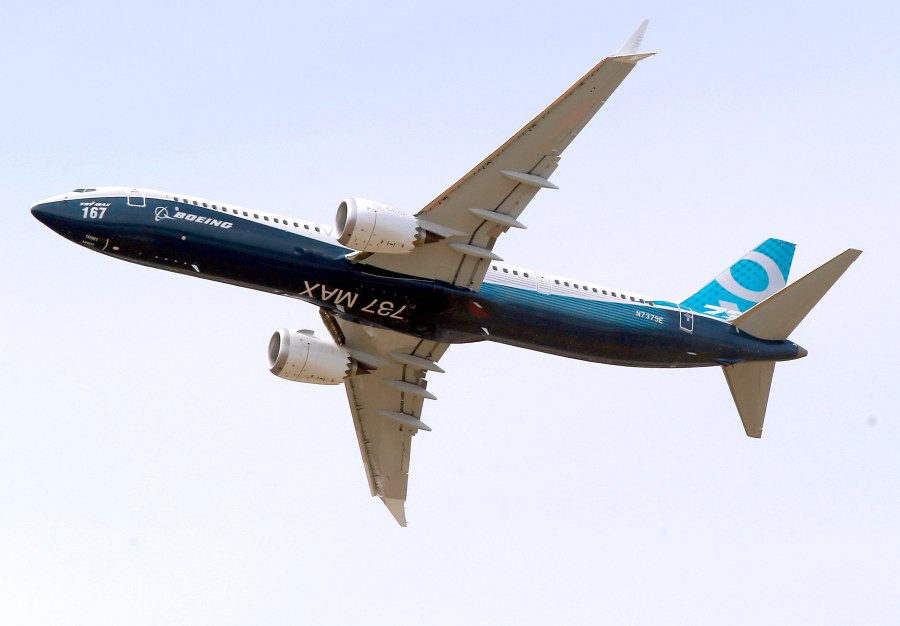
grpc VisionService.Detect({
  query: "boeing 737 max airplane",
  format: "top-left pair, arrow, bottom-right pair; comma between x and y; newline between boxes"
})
31,22 -> 860,525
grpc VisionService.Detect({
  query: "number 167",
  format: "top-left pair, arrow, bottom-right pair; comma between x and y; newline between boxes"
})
82,207 -> 107,219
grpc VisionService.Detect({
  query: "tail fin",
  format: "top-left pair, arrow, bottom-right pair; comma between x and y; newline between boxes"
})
722,248 -> 862,438
681,238 -> 796,320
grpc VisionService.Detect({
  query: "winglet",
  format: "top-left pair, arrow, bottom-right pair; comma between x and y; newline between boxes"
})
615,19 -> 650,56
382,497 -> 408,527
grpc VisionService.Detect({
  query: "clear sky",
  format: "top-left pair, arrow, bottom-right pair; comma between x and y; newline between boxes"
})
3,1 -> 899,624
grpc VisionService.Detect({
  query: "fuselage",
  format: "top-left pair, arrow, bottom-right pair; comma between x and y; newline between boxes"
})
31,187 -> 805,368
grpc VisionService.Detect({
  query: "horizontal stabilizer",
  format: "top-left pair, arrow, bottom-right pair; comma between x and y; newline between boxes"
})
723,361 -> 776,438
733,249 -> 862,341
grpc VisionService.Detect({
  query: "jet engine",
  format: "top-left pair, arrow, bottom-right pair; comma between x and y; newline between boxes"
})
334,197 -> 422,254
268,329 -> 353,385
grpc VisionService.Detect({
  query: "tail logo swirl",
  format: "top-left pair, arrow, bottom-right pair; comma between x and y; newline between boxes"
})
716,251 -> 786,304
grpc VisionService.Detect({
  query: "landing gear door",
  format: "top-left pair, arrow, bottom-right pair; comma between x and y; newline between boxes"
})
679,306 -> 694,333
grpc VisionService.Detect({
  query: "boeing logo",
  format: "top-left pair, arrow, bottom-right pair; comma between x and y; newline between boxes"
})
155,206 -> 233,229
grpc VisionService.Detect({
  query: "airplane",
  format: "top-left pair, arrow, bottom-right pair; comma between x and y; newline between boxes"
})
31,21 -> 861,525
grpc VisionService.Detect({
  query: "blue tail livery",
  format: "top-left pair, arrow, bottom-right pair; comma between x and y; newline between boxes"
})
680,238 -> 796,321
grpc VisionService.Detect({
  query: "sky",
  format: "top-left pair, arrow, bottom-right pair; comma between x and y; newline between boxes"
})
3,1 -> 899,624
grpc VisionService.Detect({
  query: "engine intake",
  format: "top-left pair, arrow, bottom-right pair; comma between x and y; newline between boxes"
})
268,329 -> 352,385
335,197 -> 421,254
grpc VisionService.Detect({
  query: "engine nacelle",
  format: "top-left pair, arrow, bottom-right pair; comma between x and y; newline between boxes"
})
268,329 -> 352,385
334,197 -> 421,254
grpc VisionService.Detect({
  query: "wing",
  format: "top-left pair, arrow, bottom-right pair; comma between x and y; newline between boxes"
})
356,20 -> 654,290
320,309 -> 449,526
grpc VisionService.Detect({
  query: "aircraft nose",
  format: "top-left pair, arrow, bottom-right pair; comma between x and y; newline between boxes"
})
31,200 -> 56,226
796,345 -> 808,358
31,196 -> 73,233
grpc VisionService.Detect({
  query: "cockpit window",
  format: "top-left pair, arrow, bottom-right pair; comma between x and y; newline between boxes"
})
72,188 -> 97,193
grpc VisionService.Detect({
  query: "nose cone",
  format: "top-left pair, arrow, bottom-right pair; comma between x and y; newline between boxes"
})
31,194 -> 74,235
31,200 -> 54,226
796,345 -> 808,358
31,199 -> 65,230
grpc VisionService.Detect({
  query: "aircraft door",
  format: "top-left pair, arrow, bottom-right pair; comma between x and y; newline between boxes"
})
537,275 -> 551,295
678,306 -> 694,333
127,188 -> 145,207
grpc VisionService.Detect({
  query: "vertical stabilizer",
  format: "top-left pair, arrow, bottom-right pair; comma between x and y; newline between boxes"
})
681,239 -> 796,321
722,361 -> 776,438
